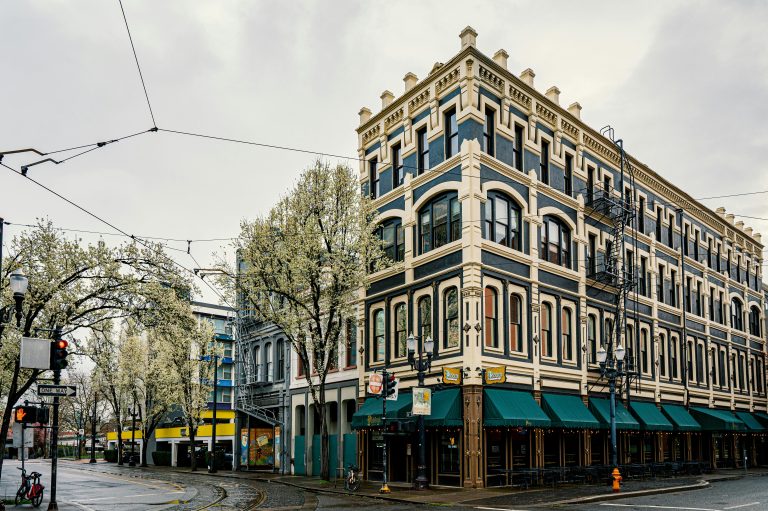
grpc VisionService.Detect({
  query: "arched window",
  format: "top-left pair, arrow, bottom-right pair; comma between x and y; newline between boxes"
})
484,192 -> 521,250
510,294 -> 523,353
444,287 -> 459,349
418,296 -> 432,344
265,342 -> 273,382
254,345 -> 261,381
377,219 -> 405,263
540,216 -> 571,268
484,287 -> 499,348
604,318 -> 614,348
561,307 -> 573,361
394,303 -> 407,358
731,298 -> 744,331
373,309 -> 385,362
419,193 -> 461,254
749,305 -> 761,336
541,302 -> 552,358
587,314 -> 597,363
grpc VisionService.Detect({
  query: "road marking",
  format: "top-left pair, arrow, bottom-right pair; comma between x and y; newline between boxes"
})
724,504 -> 761,510
600,504 -> 718,511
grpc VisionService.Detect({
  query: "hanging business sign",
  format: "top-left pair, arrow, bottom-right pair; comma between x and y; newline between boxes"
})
442,367 -> 462,385
368,373 -> 383,395
412,387 -> 432,416
484,366 -> 507,385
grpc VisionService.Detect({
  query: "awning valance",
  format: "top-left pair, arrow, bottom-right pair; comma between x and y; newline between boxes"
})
541,393 -> 600,429
589,398 -> 640,430
661,404 -> 701,431
425,388 -> 463,428
629,401 -> 674,431
689,406 -> 746,432
483,388 -> 550,428
351,393 -> 411,429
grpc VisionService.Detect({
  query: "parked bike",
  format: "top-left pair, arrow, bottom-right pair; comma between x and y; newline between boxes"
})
344,464 -> 360,492
15,467 -> 44,508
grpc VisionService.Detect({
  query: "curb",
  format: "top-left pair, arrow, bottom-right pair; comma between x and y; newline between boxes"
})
547,479 -> 710,507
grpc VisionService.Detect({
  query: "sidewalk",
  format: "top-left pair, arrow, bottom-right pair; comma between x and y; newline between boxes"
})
123,463 -> 768,508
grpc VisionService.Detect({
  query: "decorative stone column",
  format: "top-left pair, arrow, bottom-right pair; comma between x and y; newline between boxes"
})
462,385 -> 483,488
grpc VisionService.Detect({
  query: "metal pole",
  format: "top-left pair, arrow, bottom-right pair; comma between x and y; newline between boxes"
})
21,421 -> 26,472
89,390 -> 97,463
677,208 -> 690,409
415,351 -> 428,490
47,365 -> 61,511
609,372 -> 617,468
380,369 -> 390,493
209,354 -> 218,473
0,217 -> 4,293
129,394 -> 136,467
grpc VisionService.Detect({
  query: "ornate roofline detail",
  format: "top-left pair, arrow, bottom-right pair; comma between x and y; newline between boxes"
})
583,133 -> 620,165
509,84 -> 531,109
561,118 -> 579,139
408,89 -> 430,115
535,103 -> 557,127
384,107 -> 404,131
436,67 -> 460,95
362,124 -> 380,145
478,65 -> 504,94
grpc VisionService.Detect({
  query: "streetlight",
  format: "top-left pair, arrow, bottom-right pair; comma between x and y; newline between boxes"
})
209,353 -> 219,474
89,390 -> 98,464
406,332 -> 433,490
597,342 -> 626,489
1,268 -> 29,336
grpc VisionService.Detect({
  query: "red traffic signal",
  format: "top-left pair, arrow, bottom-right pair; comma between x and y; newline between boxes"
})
14,406 -> 37,424
50,337 -> 70,371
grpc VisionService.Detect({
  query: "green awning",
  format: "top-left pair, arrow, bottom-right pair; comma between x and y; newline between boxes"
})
590,398 -> 640,430
483,389 -> 551,428
541,393 -> 600,429
690,406 -> 746,432
351,393 -> 411,429
629,402 -> 674,431
425,388 -> 463,428
661,404 -> 701,431
734,412 -> 765,432
755,412 -> 768,428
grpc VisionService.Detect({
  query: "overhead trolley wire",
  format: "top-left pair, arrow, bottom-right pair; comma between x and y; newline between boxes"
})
118,0 -> 156,127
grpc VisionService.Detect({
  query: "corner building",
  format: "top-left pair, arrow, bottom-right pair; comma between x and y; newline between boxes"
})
352,27 -> 767,488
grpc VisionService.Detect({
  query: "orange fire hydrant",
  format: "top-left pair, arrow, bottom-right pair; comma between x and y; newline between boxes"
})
611,467 -> 622,492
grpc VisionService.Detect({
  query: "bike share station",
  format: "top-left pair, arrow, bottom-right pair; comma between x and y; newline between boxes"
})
7,330 -> 74,510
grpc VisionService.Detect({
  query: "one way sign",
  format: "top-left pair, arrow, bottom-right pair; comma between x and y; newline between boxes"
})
37,384 -> 77,397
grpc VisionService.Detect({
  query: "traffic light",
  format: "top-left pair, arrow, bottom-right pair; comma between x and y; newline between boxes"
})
385,372 -> 398,398
36,406 -> 50,425
14,406 -> 37,424
50,338 -> 69,371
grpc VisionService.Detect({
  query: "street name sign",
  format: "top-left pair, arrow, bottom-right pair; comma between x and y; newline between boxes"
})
37,384 -> 77,397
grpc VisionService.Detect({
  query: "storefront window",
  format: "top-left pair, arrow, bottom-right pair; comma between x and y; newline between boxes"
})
437,433 -> 461,486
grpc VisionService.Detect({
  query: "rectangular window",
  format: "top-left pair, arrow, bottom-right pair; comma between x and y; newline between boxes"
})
417,127 -> 429,175
685,276 -> 692,313
445,109 -> 458,158
392,143 -> 403,188
656,208 -> 663,242
657,265 -> 665,303
369,158 -> 379,199
587,166 -> 595,204
638,196 -> 645,234
603,175 -> 611,198
696,281 -> 702,316
668,214 -> 674,249
659,334 -> 667,377
709,291 -> 714,321
719,291 -> 725,324
640,257 -> 648,297
707,239 -> 712,268
727,250 -> 731,276
276,341 -> 285,380
670,270 -> 678,307
513,124 -> 524,171
540,140 -> 549,185
697,343 -> 705,384
683,224 -> 689,256
670,337 -> 678,379
296,347 -> 304,377
587,233 -> 597,275
736,255 -> 741,282
694,231 -> 700,261
564,154 -> 573,197
717,243 -> 722,272
483,107 -> 495,156
345,320 -> 357,367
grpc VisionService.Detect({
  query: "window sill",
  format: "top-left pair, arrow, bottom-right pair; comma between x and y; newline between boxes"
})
412,239 -> 463,267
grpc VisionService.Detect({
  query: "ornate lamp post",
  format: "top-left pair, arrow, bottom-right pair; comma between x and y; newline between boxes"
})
597,342 -> 626,488
128,395 -> 138,467
406,332 -> 433,490
1,268 -> 29,336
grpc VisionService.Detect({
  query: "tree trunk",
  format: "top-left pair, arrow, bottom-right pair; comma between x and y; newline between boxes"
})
141,435 -> 150,467
116,425 -> 124,465
189,427 -> 197,472
319,391 -> 330,481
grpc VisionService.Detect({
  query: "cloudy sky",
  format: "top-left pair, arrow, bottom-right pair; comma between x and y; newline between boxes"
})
2,0 -> 767,303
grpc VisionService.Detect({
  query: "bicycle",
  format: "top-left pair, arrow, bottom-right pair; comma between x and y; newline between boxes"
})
15,467 -> 44,508
343,464 -> 360,492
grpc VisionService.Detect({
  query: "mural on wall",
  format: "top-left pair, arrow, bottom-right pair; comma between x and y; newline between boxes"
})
249,427 -> 274,466
240,429 -> 249,466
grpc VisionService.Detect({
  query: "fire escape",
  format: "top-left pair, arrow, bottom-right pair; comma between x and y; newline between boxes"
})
586,126 -> 641,398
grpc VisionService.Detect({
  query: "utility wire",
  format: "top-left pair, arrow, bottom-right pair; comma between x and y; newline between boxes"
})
118,0 -> 156,127
1,161 -> 232,307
